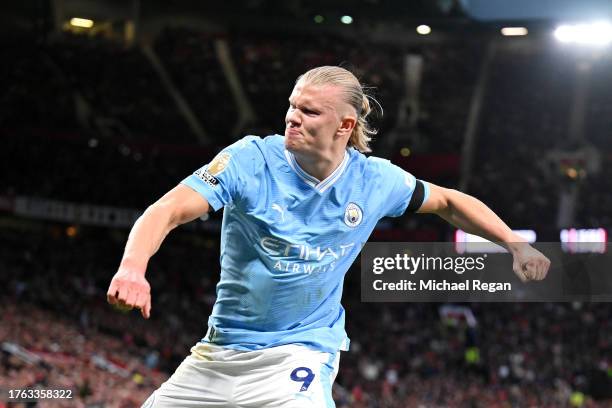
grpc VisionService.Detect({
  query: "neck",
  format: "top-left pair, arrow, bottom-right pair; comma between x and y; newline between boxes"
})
293,149 -> 346,181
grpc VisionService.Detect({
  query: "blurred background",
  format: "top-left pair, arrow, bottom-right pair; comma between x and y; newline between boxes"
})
1,0 -> 611,406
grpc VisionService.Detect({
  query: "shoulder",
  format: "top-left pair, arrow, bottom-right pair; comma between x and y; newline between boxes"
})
262,134 -> 284,146
362,154 -> 417,187
365,155 -> 400,176
344,150 -> 397,177
220,135 -> 278,161
261,134 -> 286,156
229,134 -> 284,156
219,135 -> 286,174
226,135 -> 264,153
365,155 -> 391,169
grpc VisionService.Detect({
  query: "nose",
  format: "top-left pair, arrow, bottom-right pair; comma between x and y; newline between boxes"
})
286,108 -> 302,127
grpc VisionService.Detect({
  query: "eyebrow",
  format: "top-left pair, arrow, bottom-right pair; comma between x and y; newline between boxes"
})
288,97 -> 325,111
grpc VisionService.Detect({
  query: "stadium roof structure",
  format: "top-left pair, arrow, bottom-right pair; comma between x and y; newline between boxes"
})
141,0 -> 467,21
4,0 -> 611,44
2,0 -> 468,32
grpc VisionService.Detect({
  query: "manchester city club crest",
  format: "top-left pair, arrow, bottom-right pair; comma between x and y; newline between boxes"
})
344,203 -> 363,227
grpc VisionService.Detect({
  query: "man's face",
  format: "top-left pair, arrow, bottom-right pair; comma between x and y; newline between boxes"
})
284,81 -> 350,156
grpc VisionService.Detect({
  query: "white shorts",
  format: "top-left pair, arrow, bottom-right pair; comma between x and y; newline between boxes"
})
142,342 -> 341,408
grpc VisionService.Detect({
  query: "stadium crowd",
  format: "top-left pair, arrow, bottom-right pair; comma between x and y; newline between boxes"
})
48,32 -> 193,143
154,27 -> 237,141
1,131 -> 204,208
575,51 -> 612,227
1,227 -> 610,407
468,47 -> 573,229
1,22 -> 612,407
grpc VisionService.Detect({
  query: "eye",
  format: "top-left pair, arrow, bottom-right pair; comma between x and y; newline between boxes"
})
303,109 -> 318,116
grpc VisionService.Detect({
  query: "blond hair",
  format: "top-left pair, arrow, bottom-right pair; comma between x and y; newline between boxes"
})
297,66 -> 379,153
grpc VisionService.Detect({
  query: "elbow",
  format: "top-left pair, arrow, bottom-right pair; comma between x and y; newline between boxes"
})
433,187 -> 455,217
443,188 -> 461,209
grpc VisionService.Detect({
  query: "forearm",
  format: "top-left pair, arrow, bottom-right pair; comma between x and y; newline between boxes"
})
438,189 -> 524,249
118,185 -> 210,275
120,203 -> 178,275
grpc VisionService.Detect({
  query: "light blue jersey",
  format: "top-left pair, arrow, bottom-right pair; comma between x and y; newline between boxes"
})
181,135 -> 429,354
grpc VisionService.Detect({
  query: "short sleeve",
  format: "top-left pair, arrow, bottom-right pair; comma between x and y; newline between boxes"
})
181,136 -> 263,211
372,158 -> 430,218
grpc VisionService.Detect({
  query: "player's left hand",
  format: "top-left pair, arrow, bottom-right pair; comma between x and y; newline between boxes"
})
510,243 -> 551,282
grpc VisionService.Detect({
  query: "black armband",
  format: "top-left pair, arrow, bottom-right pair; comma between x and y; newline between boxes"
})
406,180 -> 426,213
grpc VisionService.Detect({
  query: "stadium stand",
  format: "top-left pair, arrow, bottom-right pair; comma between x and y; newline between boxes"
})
2,14 -> 611,407
1,227 -> 611,407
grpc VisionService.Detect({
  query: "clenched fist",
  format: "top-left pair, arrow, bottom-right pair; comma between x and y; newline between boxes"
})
510,243 -> 551,282
107,268 -> 152,319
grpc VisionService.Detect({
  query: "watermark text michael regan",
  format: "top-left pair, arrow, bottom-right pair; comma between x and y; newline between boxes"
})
373,279 -> 511,293
372,253 -> 487,275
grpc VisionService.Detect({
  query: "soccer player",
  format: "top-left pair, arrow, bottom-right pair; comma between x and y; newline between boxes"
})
107,66 -> 550,407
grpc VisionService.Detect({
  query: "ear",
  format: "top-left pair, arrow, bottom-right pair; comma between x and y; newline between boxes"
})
336,115 -> 357,139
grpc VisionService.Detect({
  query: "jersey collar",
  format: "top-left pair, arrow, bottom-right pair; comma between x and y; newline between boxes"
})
284,149 -> 350,194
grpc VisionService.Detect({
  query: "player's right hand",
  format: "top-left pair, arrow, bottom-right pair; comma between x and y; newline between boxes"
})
107,268 -> 152,319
